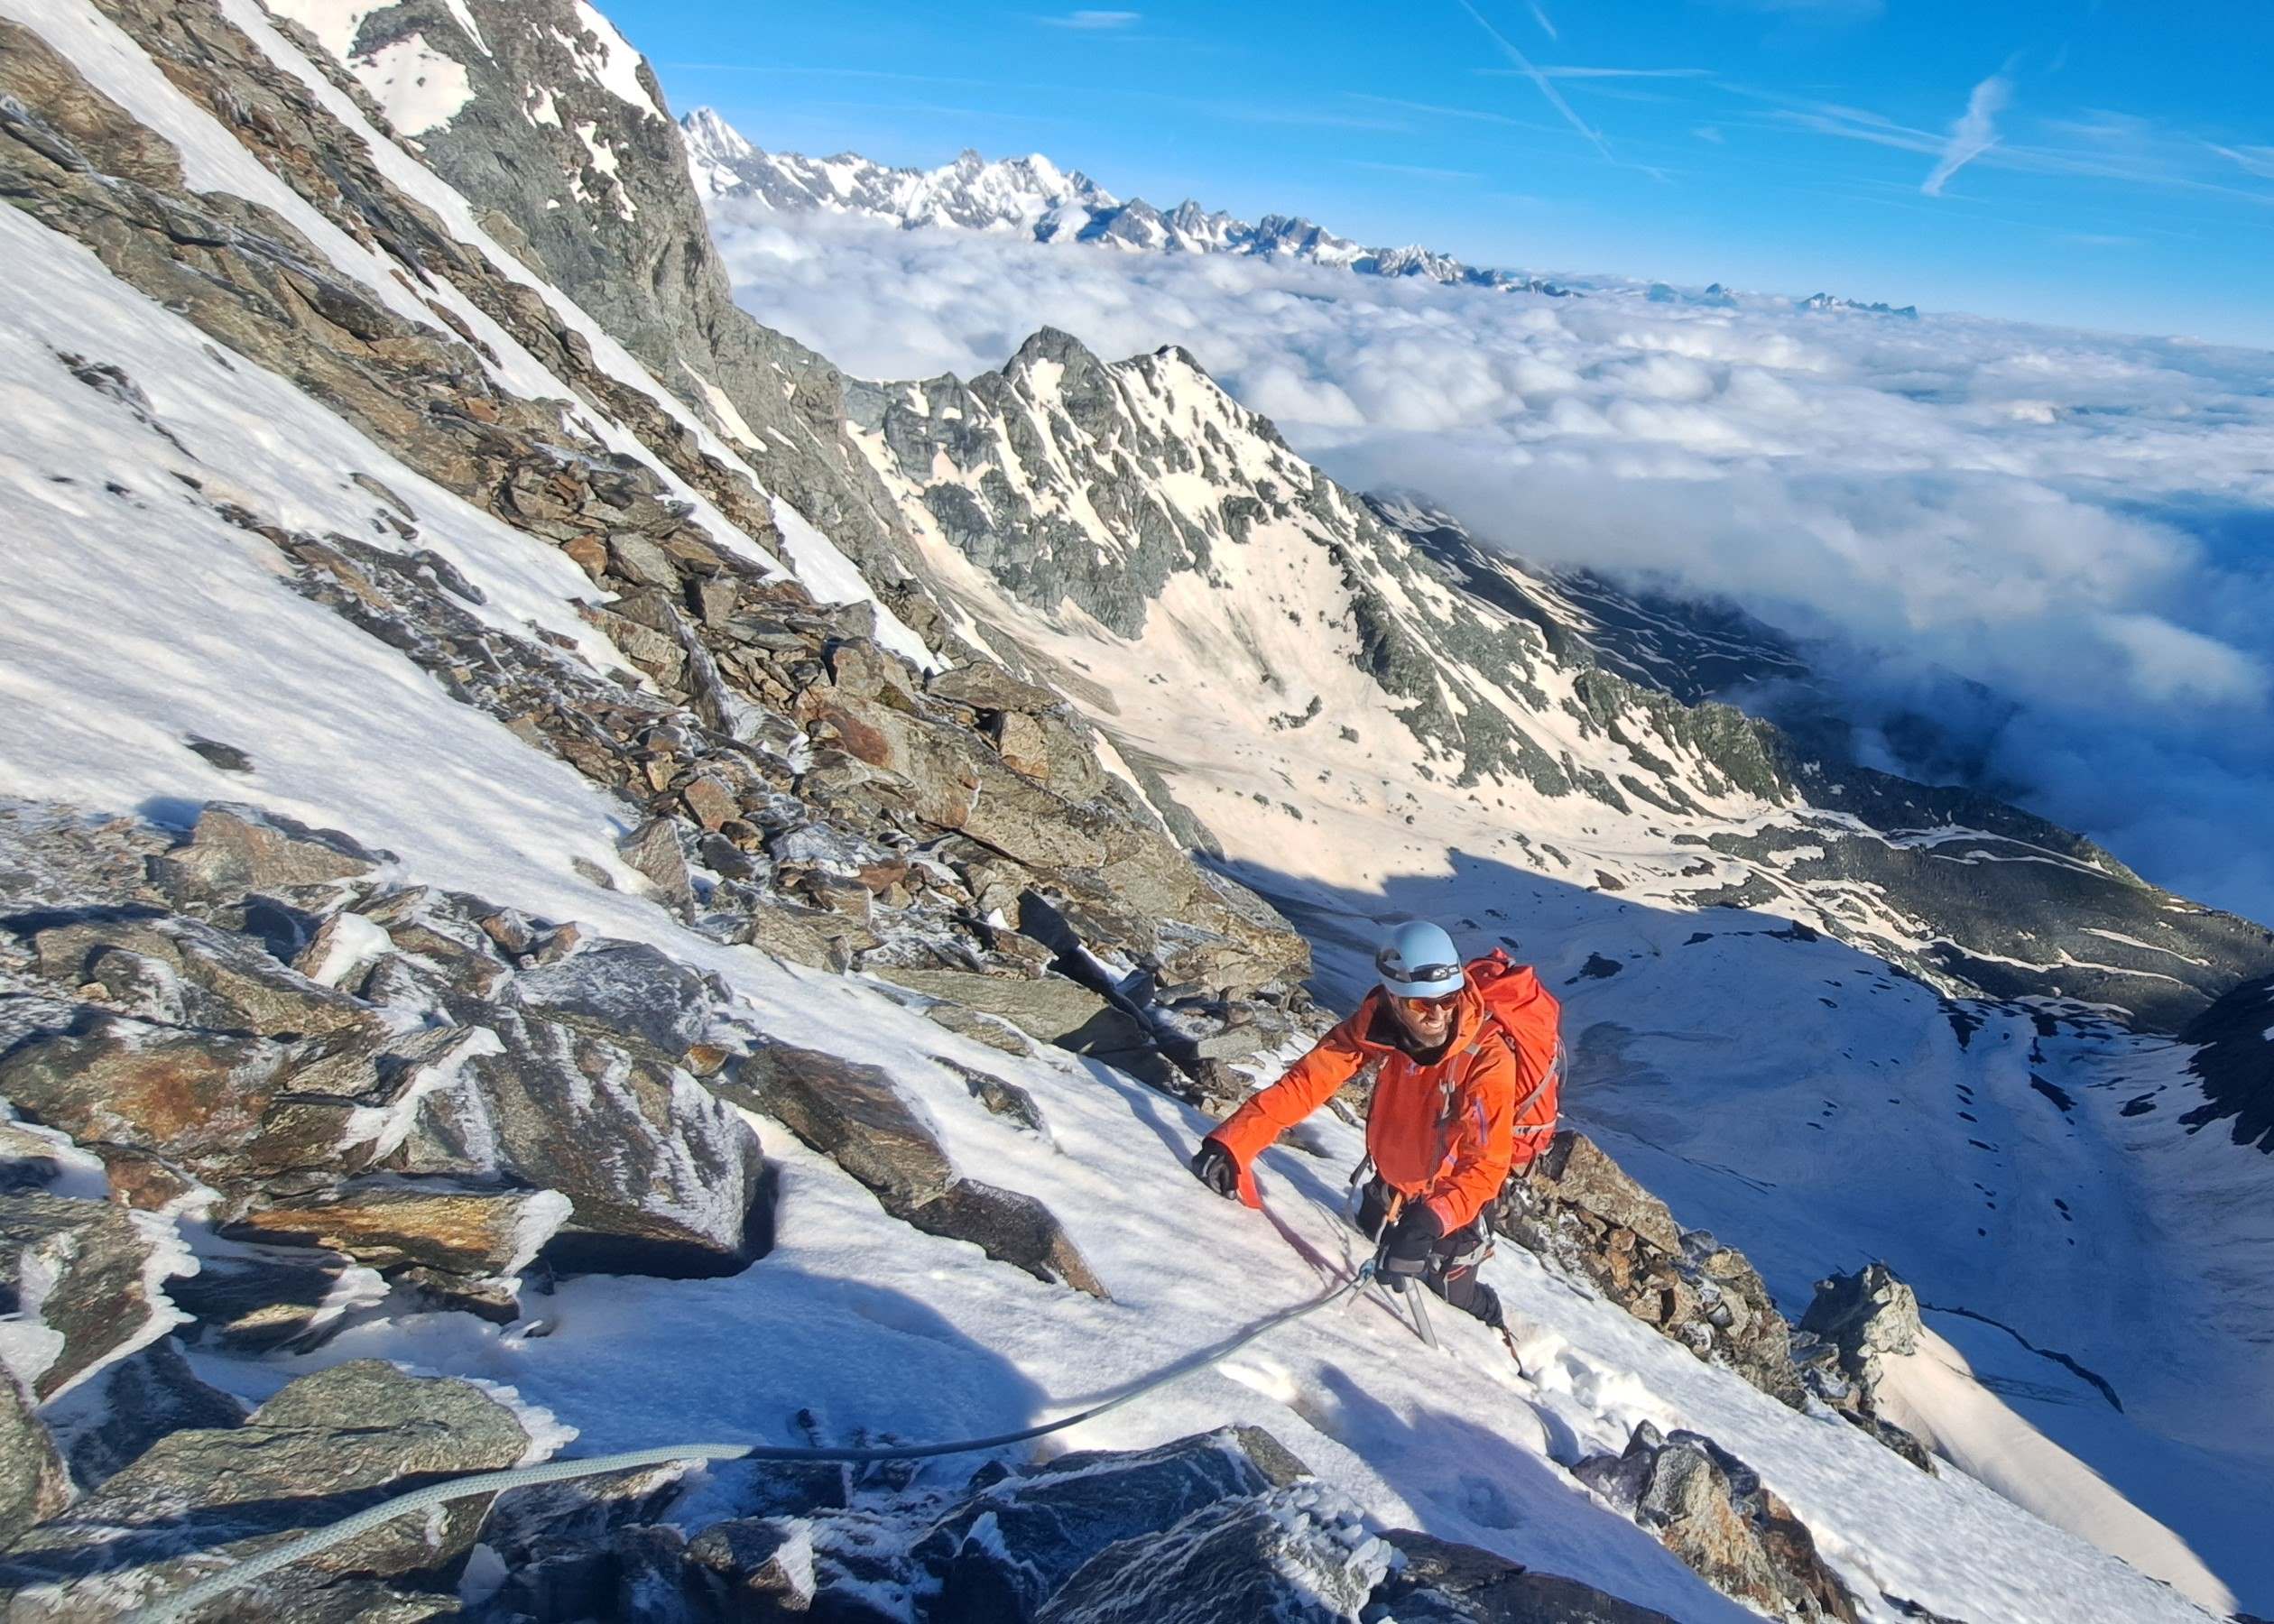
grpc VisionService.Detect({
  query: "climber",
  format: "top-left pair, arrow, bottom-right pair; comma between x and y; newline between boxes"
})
1189,920 -> 1562,1330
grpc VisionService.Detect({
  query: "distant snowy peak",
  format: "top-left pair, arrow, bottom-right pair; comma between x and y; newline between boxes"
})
1799,291 -> 1920,318
679,107 -> 1572,296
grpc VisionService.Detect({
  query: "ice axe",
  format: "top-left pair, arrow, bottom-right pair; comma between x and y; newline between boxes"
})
1349,1190 -> 1440,1351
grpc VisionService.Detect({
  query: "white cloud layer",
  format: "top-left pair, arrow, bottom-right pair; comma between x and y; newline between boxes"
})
711,208 -> 2274,922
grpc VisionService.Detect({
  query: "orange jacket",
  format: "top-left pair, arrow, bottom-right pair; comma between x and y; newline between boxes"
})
1208,980 -> 1549,1233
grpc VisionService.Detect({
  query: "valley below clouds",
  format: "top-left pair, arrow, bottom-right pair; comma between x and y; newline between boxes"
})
710,206 -> 2274,922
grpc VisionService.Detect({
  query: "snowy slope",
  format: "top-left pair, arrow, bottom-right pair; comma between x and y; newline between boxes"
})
0,0 -> 2269,1619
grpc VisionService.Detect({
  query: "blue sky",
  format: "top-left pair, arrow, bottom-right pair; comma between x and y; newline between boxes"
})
607,0 -> 2274,346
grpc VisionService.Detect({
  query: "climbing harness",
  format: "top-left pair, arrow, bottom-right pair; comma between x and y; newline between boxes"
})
130,1250 -> 1382,1624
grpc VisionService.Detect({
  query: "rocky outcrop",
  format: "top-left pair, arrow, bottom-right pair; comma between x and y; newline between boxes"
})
0,802 -> 769,1302
0,1361 -> 541,1620
1796,1264 -> 1938,1472
1576,1421 -> 1858,1623
1501,1132 -> 1803,1407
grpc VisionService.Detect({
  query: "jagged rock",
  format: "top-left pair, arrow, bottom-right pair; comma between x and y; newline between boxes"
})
0,1361 -> 539,1619
0,1369 -> 70,1548
617,817 -> 696,911
148,803 -> 381,899
726,1041 -> 953,1209
169,1249 -> 384,1353
1802,1261 -> 1921,1390
1799,1264 -> 1937,1471
1365,1530 -> 1680,1622
1034,1481 -> 1391,1624
918,1430 -> 1277,1621
879,967 -> 1151,1061
40,1337 -> 241,1490
228,1179 -> 572,1282
992,709 -> 1052,778
683,1518 -> 816,1614
1576,1422 -> 1857,1622
510,938 -> 713,1060
1502,1133 -> 1803,1408
0,1010 -> 292,1176
34,914 -> 374,1038
1517,1132 -> 1682,1254
0,1191 -> 180,1400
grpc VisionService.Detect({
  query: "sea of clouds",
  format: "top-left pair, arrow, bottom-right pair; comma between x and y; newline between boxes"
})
708,208 -> 2274,924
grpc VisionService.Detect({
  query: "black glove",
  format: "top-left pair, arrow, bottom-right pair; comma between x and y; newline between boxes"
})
1190,1140 -> 1242,1201
1378,1203 -> 1443,1290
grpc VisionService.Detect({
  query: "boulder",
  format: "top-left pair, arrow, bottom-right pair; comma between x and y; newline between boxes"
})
510,938 -> 713,1061
384,1010 -> 766,1278
0,1011 -> 291,1180
935,1056 -> 1049,1137
0,1369 -> 69,1548
0,1361 -> 540,1619
1367,1530 -> 1680,1623
617,817 -> 695,912
991,710 -> 1052,779
0,1191 -> 183,1399
1575,1422 -> 1857,1623
35,915 -> 373,1038
1034,1481 -> 1391,1624
150,803 -> 381,899
726,1041 -> 954,1209
727,1042 -> 1102,1295
916,1430 -> 1276,1621
909,1182 -> 1105,1298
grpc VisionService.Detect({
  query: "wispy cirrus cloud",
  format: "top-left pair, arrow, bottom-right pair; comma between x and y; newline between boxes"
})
1922,73 -> 2013,196
1454,0 -> 1666,177
1037,9 -> 1141,28
2211,143 -> 2274,180
1345,159 -> 1484,181
1482,64 -> 1715,79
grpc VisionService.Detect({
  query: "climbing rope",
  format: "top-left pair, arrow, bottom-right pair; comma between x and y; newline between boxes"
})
131,1260 -> 1380,1623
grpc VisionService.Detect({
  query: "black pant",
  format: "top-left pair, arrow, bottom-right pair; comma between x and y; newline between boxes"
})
1355,1179 -> 1502,1327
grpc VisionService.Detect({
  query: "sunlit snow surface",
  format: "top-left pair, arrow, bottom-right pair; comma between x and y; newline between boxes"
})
0,2 -> 2263,1619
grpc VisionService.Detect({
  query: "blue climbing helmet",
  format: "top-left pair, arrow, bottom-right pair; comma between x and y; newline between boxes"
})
1375,919 -> 1465,1000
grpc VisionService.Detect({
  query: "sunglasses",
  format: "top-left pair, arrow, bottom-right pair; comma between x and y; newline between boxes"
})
1391,992 -> 1460,1014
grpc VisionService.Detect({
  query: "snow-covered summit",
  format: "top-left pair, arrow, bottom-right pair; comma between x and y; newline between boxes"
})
679,106 -> 1574,295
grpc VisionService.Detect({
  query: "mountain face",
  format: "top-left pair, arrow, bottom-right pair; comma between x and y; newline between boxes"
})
836,333 -> 2274,1031
1,0 -> 2270,1619
679,107 -> 1576,296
